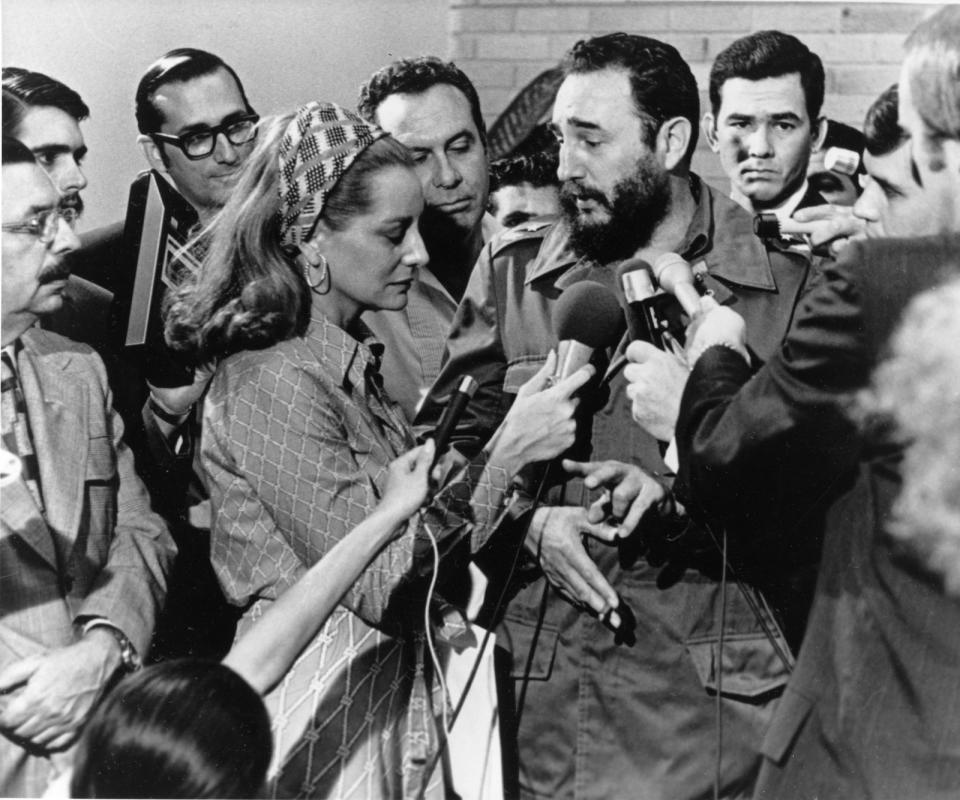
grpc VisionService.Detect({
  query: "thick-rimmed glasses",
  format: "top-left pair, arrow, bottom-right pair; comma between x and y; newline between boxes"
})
150,114 -> 260,160
2,206 -> 80,245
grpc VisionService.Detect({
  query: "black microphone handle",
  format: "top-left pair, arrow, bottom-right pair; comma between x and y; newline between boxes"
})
431,375 -> 479,462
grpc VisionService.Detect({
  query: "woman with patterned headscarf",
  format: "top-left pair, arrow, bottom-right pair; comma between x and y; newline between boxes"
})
164,102 -> 592,799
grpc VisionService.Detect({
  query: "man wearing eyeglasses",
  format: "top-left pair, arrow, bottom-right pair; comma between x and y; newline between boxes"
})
117,48 -> 259,662
136,48 -> 258,226
0,136 -> 175,797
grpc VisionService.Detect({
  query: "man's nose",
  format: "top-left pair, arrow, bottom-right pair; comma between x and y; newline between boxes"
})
556,141 -> 582,182
212,131 -> 241,164
747,125 -> 774,158
433,153 -> 462,189
59,158 -> 88,194
852,181 -> 881,222
52,214 -> 81,254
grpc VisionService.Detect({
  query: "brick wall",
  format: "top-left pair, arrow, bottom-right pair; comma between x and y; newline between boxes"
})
448,1 -> 938,188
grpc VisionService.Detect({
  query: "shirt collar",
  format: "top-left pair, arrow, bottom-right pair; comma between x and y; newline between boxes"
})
526,174 -> 777,291
771,179 -> 810,223
303,308 -> 383,392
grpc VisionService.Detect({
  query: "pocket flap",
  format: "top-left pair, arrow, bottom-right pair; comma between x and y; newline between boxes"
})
503,357 -> 546,394
686,633 -> 790,702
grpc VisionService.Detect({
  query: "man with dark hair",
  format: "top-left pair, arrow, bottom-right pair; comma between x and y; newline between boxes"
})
418,32 -> 821,799
2,71 -> 113,355
65,48 -> 256,663
358,56 -> 498,420
628,7 -> 960,797
488,150 -> 560,229
852,84 -> 930,239
703,30 -> 827,216
136,47 -> 258,227
0,136 -> 175,797
2,68 -> 89,215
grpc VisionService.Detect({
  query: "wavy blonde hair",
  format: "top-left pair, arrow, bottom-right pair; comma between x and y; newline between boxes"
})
164,112 -> 413,364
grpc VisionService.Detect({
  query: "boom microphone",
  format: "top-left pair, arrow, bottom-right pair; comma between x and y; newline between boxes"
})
552,282 -> 624,381
651,252 -> 702,317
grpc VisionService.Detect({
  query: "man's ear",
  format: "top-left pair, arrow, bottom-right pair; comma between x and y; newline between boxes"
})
701,113 -> 720,153
812,116 -> 828,151
138,134 -> 167,173
658,116 -> 693,171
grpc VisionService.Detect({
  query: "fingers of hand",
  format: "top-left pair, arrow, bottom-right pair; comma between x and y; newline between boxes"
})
625,339 -> 660,365
543,548 -> 617,616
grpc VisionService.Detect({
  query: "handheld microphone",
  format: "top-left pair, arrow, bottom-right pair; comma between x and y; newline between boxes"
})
430,375 -> 479,465
651,252 -> 702,317
617,258 -> 686,349
753,211 -> 809,243
552,281 -> 624,383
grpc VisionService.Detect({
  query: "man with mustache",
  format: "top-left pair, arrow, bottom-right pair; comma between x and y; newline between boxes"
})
1,69 -> 88,217
2,70 -> 114,354
358,57 -> 499,421
419,33 -> 822,799
0,137 -> 175,797
58,49 -> 259,662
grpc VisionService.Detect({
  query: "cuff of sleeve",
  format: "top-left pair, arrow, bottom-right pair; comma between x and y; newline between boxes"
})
79,617 -> 142,673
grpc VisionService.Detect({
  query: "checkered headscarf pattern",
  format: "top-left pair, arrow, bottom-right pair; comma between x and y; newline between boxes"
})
278,101 -> 386,250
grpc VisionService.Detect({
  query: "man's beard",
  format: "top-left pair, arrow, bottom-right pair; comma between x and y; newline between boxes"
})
560,153 -> 671,264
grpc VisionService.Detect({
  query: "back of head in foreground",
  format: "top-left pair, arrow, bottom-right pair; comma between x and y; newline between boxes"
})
856,275 -> 960,598
70,659 -> 271,798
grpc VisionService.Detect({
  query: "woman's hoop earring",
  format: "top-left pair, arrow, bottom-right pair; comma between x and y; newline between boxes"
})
303,253 -> 330,295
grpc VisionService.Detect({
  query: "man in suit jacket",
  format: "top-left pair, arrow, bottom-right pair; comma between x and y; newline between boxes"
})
0,138 -> 175,796
627,7 -> 960,797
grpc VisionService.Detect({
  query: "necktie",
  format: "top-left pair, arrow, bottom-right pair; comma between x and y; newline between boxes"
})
1,350 -> 45,511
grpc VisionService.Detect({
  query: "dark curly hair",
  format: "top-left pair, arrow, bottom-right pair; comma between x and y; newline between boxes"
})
357,56 -> 486,148
490,150 -> 559,194
561,33 -> 700,162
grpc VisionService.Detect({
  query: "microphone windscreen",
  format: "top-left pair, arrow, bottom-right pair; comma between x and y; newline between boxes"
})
553,281 -> 623,348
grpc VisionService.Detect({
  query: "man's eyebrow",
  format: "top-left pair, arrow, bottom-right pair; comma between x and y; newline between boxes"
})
502,210 -> 533,228
30,143 -> 72,156
445,129 -> 475,148
21,201 -> 57,216
871,174 -> 898,194
770,112 -> 803,122
175,111 -> 248,136
566,116 -> 603,132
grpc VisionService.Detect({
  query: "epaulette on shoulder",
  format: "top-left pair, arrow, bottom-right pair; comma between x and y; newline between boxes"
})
489,217 -> 555,258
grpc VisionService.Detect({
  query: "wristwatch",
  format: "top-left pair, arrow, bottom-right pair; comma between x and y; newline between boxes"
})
81,618 -> 142,674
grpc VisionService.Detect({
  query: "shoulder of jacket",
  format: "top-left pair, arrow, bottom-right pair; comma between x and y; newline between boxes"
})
488,218 -> 554,259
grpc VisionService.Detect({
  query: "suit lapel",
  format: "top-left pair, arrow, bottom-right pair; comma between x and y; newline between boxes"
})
0,475 -> 58,570
17,335 -> 89,548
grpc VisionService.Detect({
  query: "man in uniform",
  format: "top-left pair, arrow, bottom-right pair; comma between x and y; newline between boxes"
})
418,33 -> 821,799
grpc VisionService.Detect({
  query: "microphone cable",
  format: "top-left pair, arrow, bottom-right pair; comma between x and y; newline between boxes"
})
416,464 -> 553,800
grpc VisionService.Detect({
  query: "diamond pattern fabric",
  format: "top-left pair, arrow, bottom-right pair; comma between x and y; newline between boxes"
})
202,309 -> 514,799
